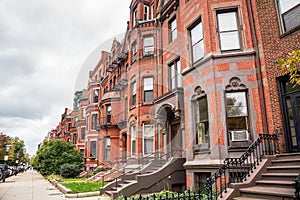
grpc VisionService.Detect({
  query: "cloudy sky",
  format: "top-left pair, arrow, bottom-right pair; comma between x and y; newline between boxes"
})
0,0 -> 131,156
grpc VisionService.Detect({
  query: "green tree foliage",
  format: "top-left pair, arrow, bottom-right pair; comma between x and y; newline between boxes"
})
32,139 -> 83,176
278,50 -> 300,86
60,163 -> 81,178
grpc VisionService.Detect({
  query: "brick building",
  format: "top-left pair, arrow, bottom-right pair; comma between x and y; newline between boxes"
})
47,0 -> 299,196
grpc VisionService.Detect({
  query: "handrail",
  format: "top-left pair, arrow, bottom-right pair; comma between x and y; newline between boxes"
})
103,149 -> 184,191
293,173 -> 300,200
206,133 -> 278,200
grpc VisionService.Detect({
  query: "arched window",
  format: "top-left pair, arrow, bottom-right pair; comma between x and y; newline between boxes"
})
192,86 -> 209,151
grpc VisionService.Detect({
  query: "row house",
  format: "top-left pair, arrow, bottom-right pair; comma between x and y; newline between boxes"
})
48,0 -> 299,197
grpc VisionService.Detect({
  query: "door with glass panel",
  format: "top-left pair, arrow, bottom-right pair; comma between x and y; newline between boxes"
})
279,79 -> 300,152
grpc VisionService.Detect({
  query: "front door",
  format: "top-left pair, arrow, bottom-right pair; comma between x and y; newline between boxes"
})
279,78 -> 300,152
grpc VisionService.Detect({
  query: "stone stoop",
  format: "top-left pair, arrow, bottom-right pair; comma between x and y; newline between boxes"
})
232,152 -> 300,200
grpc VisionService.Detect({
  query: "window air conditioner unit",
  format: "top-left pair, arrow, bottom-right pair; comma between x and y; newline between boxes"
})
231,130 -> 249,141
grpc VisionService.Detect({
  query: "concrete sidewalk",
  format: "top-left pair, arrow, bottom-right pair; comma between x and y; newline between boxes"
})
0,170 -> 109,200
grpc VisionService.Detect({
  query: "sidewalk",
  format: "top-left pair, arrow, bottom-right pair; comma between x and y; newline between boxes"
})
0,170 -> 109,200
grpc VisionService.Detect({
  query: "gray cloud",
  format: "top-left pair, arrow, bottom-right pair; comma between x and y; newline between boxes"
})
0,0 -> 131,155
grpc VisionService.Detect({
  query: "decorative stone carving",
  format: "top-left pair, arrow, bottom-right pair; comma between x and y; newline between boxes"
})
225,77 -> 247,91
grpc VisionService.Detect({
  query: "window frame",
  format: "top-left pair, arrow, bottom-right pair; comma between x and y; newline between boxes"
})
193,96 -> 210,149
216,8 -> 241,51
131,82 -> 137,106
93,89 -> 99,103
168,59 -> 181,90
143,123 -> 155,156
81,127 -> 86,140
169,17 -> 177,43
143,77 -> 154,102
188,18 -> 204,64
225,90 -> 250,143
144,5 -> 149,20
143,35 -> 154,56
106,104 -> 112,124
91,113 -> 98,130
90,141 -> 96,158
133,8 -> 137,27
131,125 -> 136,157
277,0 -> 300,34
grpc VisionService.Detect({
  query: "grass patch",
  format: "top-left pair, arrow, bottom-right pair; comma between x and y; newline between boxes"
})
59,177 -> 86,183
62,182 -> 109,194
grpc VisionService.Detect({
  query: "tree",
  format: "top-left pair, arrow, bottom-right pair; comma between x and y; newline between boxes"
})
278,50 -> 300,86
32,139 -> 83,176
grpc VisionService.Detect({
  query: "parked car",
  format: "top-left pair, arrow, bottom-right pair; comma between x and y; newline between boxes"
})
0,164 -> 9,182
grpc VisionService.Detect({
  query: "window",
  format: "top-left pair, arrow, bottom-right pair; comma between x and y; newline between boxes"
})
105,137 -> 111,160
169,59 -> 181,90
82,107 -> 86,119
217,9 -> 241,51
143,36 -> 154,56
226,91 -> 249,141
189,19 -> 204,63
106,105 -> 111,124
195,172 -> 211,191
143,77 -> 154,102
143,123 -> 154,155
169,18 -> 177,42
133,8 -> 137,27
163,0 -> 169,6
151,4 -> 155,19
90,141 -> 96,158
80,149 -> 84,156
277,0 -> 300,33
195,97 -> 209,148
93,89 -> 99,103
132,42 -> 137,62
131,125 -> 136,156
81,127 -> 86,140
132,82 -> 136,106
73,134 -> 77,144
92,113 -> 97,130
144,5 -> 149,20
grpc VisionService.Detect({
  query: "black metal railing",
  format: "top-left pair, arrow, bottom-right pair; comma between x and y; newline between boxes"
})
102,149 -> 184,194
293,173 -> 300,200
206,133 -> 278,200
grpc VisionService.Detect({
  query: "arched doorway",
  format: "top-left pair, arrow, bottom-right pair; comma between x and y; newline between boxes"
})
156,105 -> 182,157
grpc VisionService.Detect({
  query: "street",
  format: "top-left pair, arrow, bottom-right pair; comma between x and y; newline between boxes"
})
0,170 -> 108,200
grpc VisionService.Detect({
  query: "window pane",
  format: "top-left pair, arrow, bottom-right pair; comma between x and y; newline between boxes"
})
144,37 -> 154,46
144,91 -> 154,102
131,125 -> 136,156
132,82 -> 136,95
220,31 -> 240,50
192,40 -> 204,62
191,22 -> 203,46
144,124 -> 154,154
177,61 -> 181,87
226,92 -> 248,117
227,117 -> 247,130
279,0 -> 299,13
218,12 -> 238,31
144,77 -> 153,90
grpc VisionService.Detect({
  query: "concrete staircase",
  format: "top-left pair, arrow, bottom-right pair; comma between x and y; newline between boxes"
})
100,157 -> 186,199
232,153 -> 300,199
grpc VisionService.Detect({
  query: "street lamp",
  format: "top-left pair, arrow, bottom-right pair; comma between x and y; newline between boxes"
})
4,144 -> 10,165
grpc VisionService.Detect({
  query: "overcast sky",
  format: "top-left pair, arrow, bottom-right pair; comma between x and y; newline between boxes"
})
0,0 -> 131,156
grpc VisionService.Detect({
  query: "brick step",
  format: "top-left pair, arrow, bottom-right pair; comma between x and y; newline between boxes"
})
239,186 -> 294,199
267,165 -> 300,173
256,180 -> 293,188
261,172 -> 299,181
271,158 -> 300,166
276,152 -> 300,160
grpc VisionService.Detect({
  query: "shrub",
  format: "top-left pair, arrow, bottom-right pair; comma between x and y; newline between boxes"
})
60,163 -> 81,178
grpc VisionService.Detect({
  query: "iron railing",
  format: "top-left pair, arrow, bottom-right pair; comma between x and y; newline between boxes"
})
206,133 -> 278,199
293,173 -> 300,200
